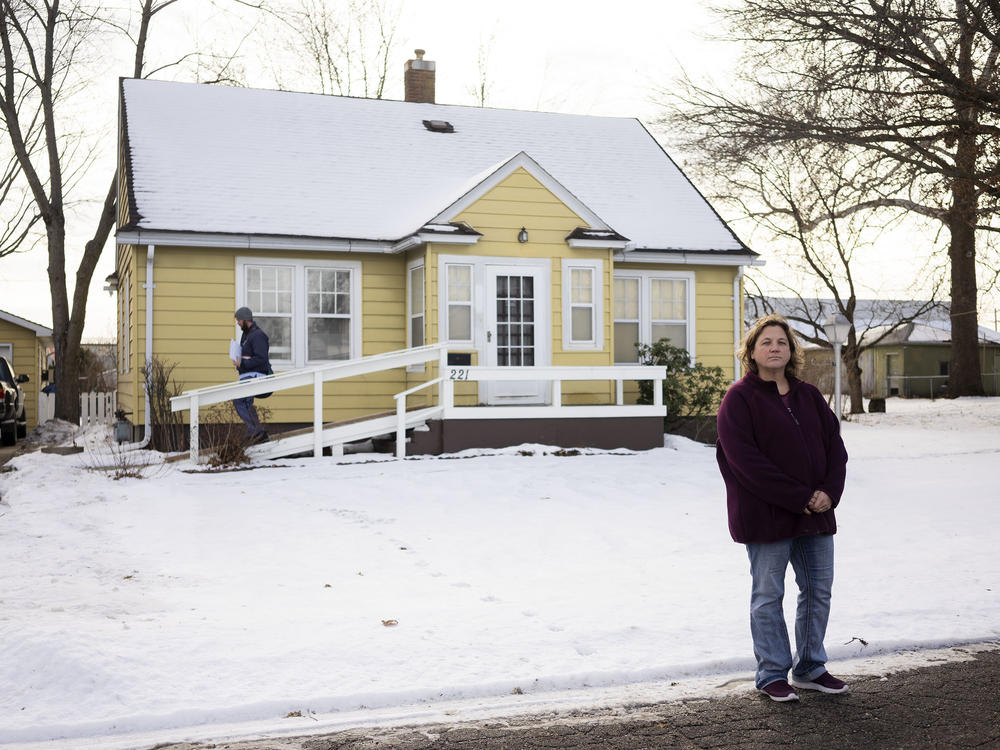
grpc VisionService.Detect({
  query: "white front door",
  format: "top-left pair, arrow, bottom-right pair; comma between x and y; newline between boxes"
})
484,265 -> 548,404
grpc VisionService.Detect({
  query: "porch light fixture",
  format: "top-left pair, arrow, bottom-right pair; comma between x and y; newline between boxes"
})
823,312 -> 851,424
517,227 -> 528,243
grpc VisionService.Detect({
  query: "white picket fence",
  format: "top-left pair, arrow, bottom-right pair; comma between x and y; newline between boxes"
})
37,391 -> 117,426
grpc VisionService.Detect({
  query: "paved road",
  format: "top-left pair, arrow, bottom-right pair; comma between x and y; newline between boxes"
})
164,648 -> 1000,750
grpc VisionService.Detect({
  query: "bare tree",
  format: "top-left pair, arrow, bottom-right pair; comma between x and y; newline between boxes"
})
728,142 -> 941,412
268,0 -> 401,98
468,30 -> 496,107
0,0 -> 255,422
662,0 -> 1000,398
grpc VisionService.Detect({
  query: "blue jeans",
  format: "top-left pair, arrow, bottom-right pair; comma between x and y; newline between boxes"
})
746,534 -> 834,689
233,396 -> 263,437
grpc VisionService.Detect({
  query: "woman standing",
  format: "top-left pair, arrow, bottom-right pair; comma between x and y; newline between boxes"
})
716,314 -> 850,702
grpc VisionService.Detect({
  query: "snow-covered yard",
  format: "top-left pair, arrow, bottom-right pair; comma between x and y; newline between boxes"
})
1,398 -> 998,749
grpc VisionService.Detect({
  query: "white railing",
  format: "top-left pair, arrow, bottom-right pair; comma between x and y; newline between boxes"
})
171,344 -> 448,462
171,344 -> 668,462
37,391 -> 117,426
393,362 -> 667,457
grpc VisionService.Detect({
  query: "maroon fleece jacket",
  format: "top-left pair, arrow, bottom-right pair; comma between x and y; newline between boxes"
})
716,371 -> 848,544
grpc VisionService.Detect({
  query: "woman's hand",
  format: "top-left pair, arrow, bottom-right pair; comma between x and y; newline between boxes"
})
806,490 -> 833,514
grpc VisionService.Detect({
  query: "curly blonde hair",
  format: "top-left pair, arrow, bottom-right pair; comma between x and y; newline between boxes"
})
738,314 -> 804,380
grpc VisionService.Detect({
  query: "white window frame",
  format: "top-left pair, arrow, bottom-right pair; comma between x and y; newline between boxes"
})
0,343 -> 11,365
612,270 -> 696,363
437,254 -> 550,367
442,262 -> 475,346
561,258 -> 604,351
407,258 -> 425,349
236,256 -> 362,369
407,258 -> 425,372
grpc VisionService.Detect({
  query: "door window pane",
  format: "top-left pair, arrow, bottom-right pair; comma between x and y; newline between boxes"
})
495,273 -> 535,367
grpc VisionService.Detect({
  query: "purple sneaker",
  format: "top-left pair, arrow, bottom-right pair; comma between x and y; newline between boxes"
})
759,680 -> 800,702
791,671 -> 850,694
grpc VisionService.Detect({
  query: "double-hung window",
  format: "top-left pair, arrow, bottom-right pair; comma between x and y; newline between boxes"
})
445,264 -> 473,343
408,261 -> 425,348
237,257 -> 361,368
561,259 -> 603,350
613,271 -> 694,363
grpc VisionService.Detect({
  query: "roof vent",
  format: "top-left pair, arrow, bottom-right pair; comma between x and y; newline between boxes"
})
422,119 -> 454,133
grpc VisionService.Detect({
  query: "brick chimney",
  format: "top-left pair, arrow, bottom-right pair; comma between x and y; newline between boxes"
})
404,49 -> 436,104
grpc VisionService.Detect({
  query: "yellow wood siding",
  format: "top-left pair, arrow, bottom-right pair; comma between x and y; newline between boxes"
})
0,319 -> 44,429
124,246 -> 410,427
115,243 -> 140,425
614,262 -> 740,404
115,167 -> 746,430
427,168 -> 618,405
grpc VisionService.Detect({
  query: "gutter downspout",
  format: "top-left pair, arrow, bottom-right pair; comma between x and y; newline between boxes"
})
733,265 -> 744,382
121,244 -> 154,449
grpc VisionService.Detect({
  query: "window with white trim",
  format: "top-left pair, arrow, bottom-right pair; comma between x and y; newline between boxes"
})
408,263 -> 425,348
246,264 -> 294,361
613,271 -> 694,363
237,258 -> 361,368
561,259 -> 603,350
445,263 -> 473,343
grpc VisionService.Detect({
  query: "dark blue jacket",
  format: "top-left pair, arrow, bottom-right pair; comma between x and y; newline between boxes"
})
238,323 -> 272,376
716,371 -> 848,544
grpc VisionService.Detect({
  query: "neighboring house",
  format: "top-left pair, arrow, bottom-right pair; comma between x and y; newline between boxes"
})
747,297 -> 1000,397
0,309 -> 53,430
113,54 -> 759,452
861,321 -> 1000,398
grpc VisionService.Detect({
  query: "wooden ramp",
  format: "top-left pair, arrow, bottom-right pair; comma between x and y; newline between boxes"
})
166,405 -> 440,463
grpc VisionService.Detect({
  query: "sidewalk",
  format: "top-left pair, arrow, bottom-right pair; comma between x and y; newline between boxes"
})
164,646 -> 1000,750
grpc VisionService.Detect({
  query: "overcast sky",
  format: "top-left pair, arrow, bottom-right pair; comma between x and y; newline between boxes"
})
1,0 -> 996,339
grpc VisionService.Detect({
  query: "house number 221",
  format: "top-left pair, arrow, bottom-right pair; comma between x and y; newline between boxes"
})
448,368 -> 470,381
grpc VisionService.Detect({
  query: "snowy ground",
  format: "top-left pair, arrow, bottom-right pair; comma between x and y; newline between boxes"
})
1,397 -> 998,749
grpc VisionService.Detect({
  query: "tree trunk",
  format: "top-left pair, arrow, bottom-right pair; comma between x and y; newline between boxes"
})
844,345 -> 865,414
47,220 -> 84,422
946,137 -> 984,396
947,8 -> 986,398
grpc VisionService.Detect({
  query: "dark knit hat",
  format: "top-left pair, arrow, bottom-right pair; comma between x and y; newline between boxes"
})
234,307 -> 254,322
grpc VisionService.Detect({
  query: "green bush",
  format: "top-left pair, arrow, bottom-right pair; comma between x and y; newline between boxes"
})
635,339 -> 729,441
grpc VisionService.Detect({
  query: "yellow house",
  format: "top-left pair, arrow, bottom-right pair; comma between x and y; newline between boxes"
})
0,309 -> 53,434
114,66 -> 757,454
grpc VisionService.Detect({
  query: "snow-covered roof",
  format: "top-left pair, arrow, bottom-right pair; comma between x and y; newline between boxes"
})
0,309 -> 52,337
747,297 -> 1000,346
119,79 -> 751,255
861,320 -> 1000,346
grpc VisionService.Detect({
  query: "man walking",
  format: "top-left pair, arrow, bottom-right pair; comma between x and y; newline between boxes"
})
232,307 -> 272,443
